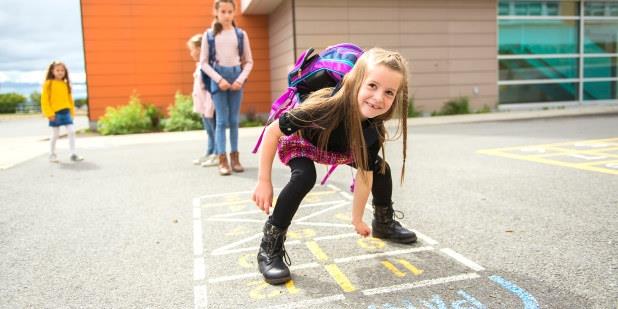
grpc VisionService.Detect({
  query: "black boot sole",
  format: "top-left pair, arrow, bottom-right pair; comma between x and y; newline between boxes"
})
264,275 -> 292,285
372,232 -> 417,244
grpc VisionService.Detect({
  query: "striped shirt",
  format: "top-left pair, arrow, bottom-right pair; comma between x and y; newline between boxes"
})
199,27 -> 254,85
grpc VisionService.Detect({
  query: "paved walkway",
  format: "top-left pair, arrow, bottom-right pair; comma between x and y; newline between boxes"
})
1,105 -> 617,170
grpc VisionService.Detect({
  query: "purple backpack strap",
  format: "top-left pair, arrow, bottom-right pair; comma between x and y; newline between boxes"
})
320,165 -> 339,185
252,87 -> 297,154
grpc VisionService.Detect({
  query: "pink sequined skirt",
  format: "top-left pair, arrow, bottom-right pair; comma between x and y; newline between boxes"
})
278,134 -> 353,166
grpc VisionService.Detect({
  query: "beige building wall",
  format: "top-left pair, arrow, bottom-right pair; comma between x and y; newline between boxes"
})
268,0 -> 498,112
268,1 -> 295,103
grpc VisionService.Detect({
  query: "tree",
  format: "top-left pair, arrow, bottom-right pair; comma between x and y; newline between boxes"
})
30,91 -> 41,105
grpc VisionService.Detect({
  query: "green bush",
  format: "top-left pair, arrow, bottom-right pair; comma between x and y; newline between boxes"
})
239,107 -> 265,128
162,92 -> 202,132
0,93 -> 26,113
476,105 -> 492,114
30,91 -> 41,106
145,104 -> 163,129
97,94 -> 155,135
432,96 -> 470,116
407,98 -> 421,118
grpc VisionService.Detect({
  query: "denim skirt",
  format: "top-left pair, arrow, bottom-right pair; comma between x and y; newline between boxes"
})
49,108 -> 73,127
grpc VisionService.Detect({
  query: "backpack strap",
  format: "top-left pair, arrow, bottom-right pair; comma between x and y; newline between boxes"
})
234,27 -> 244,58
251,87 -> 298,154
209,28 -> 244,64
206,29 -> 216,66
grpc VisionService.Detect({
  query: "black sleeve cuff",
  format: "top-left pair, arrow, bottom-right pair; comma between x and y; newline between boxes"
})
278,112 -> 300,136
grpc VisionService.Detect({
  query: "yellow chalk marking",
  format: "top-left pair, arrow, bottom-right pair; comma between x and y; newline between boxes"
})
334,213 -> 352,222
285,280 -> 300,294
325,264 -> 356,292
306,241 -> 329,261
248,281 -> 280,299
303,190 -> 337,203
478,147 -> 618,175
381,260 -> 405,278
288,228 -> 317,240
397,259 -> 424,276
237,253 -> 254,268
357,237 -> 386,251
306,190 -> 337,197
577,159 -> 618,166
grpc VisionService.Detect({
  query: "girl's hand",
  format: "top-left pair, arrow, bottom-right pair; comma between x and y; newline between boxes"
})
353,220 -> 371,237
252,180 -> 273,215
48,116 -> 56,122
230,81 -> 242,91
218,79 -> 231,91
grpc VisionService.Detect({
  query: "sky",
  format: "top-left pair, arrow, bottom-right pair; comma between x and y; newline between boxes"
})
0,0 -> 86,84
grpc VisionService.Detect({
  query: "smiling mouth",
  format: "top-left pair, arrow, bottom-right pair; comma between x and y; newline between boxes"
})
365,101 -> 381,110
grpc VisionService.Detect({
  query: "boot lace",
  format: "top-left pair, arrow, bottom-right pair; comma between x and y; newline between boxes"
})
394,210 -> 405,220
282,243 -> 291,266
268,232 -> 292,266
390,209 -> 405,228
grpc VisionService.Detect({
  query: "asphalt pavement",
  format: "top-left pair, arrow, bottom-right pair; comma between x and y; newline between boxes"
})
1,107 -> 617,308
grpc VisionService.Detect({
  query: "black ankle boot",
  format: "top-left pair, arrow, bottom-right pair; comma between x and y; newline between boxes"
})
257,220 -> 291,285
372,202 -> 417,244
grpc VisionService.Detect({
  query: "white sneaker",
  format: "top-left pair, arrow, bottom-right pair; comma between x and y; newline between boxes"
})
201,154 -> 219,167
49,154 -> 59,163
70,154 -> 84,162
193,155 -> 209,165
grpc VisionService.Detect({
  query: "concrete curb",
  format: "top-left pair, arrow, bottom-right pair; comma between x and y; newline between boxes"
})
406,105 -> 618,127
1,105 -> 617,170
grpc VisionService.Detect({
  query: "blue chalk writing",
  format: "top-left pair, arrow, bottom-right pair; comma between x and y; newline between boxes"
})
367,290 -> 486,309
489,275 -> 539,309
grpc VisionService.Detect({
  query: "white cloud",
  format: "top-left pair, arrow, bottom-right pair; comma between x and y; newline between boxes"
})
0,0 -> 85,82
0,70 -> 86,84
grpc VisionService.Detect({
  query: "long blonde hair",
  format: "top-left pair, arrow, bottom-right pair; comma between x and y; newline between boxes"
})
289,48 -> 409,183
187,33 -> 202,48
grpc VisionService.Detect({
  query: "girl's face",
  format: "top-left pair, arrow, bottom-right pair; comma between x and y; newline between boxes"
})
188,45 -> 200,61
215,2 -> 235,27
52,65 -> 66,80
356,64 -> 402,120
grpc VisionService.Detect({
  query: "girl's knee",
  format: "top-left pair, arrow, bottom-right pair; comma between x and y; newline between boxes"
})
229,119 -> 239,128
290,167 -> 316,192
215,119 -> 228,129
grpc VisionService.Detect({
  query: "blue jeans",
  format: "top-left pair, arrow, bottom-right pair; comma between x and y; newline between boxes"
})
211,65 -> 243,154
201,116 -> 216,155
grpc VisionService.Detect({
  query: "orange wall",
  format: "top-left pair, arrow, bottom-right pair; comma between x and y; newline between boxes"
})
81,0 -> 270,120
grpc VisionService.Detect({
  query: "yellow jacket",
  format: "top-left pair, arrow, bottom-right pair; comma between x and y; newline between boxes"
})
41,80 -> 75,118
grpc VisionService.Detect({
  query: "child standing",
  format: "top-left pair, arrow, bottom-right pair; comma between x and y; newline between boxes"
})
252,48 -> 416,285
188,34 -> 218,167
41,61 -> 83,163
200,0 -> 253,175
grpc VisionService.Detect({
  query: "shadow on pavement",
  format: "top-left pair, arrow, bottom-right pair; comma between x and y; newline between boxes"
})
58,161 -> 99,171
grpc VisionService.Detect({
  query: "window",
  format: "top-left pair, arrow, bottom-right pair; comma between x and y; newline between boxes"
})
498,0 -> 618,105
499,20 -> 579,55
500,58 -> 578,80
500,83 -> 579,104
584,57 -> 618,78
584,81 -> 618,100
584,20 -> 618,54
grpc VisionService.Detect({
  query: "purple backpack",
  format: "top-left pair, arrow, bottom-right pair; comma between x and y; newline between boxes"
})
252,43 -> 364,153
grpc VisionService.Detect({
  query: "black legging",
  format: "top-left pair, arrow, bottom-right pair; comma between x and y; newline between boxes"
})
270,157 -> 392,228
